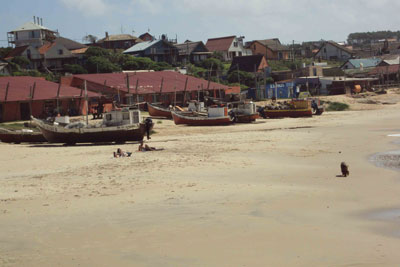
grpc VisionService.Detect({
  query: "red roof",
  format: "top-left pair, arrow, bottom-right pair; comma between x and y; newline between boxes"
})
38,43 -> 56,54
0,76 -> 98,102
4,45 -> 29,59
206,36 -> 235,52
72,71 -> 229,94
369,64 -> 400,75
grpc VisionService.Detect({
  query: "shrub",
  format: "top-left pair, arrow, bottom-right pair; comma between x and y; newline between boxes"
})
326,102 -> 349,111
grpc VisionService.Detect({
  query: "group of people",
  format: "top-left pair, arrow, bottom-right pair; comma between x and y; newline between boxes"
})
113,141 -> 161,158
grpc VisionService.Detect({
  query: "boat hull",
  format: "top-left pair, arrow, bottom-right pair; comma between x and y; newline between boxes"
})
147,103 -> 172,118
0,128 -> 46,143
235,113 -> 259,123
171,111 -> 232,126
262,109 -> 312,118
32,118 -> 150,144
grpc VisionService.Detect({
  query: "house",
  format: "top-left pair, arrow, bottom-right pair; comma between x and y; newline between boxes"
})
96,32 -> 142,50
60,71 -> 238,106
7,19 -> 58,48
4,36 -> 88,72
368,64 -> 400,83
314,41 -> 355,61
341,58 -> 381,70
174,41 -> 211,64
247,38 -> 290,60
205,36 -> 251,61
123,37 -> 179,64
139,33 -> 155,42
378,55 -> 400,66
0,76 -> 98,122
229,55 -> 268,73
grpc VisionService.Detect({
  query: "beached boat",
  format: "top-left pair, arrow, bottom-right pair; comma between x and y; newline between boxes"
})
0,127 -> 46,144
32,108 -> 153,144
171,106 -> 233,126
259,99 -> 313,118
147,102 -> 173,118
229,102 -> 259,123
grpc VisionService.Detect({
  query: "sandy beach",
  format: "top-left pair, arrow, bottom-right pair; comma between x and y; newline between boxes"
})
1,93 -> 400,266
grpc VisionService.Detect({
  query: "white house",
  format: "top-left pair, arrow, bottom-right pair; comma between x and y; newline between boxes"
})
206,36 -> 252,61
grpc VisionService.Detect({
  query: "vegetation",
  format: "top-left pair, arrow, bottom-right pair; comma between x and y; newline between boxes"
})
64,64 -> 88,74
326,102 -> 350,111
348,31 -> 400,44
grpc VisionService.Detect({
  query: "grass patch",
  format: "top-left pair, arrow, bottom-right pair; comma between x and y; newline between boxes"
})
157,120 -> 163,124
326,102 -> 349,111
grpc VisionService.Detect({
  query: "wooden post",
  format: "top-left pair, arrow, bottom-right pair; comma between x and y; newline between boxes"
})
56,82 -> 61,113
126,73 -> 130,94
84,80 -> 89,125
182,76 -> 188,105
4,82 -> 9,102
135,79 -> 139,104
159,77 -> 164,103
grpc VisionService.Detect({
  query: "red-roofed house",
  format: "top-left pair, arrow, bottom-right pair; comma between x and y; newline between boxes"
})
61,71 -> 238,106
0,77 -> 98,122
206,36 -> 252,61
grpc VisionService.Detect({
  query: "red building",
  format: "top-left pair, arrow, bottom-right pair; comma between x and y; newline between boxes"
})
61,71 -> 238,106
0,77 -> 98,122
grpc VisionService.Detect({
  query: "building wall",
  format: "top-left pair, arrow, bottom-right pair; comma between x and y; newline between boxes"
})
14,30 -> 44,48
225,37 -> 252,61
316,43 -> 352,61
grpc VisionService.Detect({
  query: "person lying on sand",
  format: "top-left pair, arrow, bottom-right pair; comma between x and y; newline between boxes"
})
114,148 -> 132,157
138,141 -> 164,152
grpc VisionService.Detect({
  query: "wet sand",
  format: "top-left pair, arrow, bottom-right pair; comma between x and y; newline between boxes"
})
1,98 -> 400,266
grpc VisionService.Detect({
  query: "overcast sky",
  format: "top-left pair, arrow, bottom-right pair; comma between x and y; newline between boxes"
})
1,0 -> 400,47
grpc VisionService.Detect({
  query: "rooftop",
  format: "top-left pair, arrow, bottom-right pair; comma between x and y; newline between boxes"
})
10,22 -> 54,33
206,36 -> 236,52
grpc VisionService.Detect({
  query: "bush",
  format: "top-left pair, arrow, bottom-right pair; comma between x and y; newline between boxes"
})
11,56 -> 31,69
326,102 -> 349,111
64,64 -> 88,74
86,56 -> 120,73
85,46 -> 111,58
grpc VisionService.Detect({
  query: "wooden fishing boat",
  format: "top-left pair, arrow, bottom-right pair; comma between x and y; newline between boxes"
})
229,102 -> 259,123
0,127 -> 46,144
171,111 -> 232,126
260,99 -> 312,118
147,102 -> 172,118
32,109 -> 153,144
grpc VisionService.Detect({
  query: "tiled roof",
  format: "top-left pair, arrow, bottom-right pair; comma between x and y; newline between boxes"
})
71,47 -> 88,54
206,36 -> 235,52
0,77 -> 98,102
4,45 -> 29,59
257,39 -> 289,52
98,34 -> 141,43
174,41 -> 209,55
71,71 -> 229,94
38,43 -> 56,54
229,55 -> 266,72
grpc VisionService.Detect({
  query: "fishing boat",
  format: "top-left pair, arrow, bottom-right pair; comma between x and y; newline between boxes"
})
171,106 -> 232,126
229,101 -> 259,123
259,99 -> 313,118
147,102 -> 173,118
32,108 -> 153,145
0,127 -> 46,144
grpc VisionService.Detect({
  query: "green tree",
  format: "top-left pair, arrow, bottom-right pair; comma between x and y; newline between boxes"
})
64,64 -> 88,74
11,56 -> 30,69
0,47 -> 13,59
84,46 -> 111,58
86,56 -> 120,73
227,70 -> 255,87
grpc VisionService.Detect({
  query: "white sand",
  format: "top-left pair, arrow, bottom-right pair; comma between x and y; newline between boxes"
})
1,94 -> 400,266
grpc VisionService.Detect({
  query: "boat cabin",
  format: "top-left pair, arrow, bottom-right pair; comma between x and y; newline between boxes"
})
103,108 -> 141,126
208,106 -> 228,117
188,101 -> 205,112
231,102 -> 257,115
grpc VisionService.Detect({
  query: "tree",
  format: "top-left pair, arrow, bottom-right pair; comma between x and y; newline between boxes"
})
0,47 -> 13,59
83,34 -> 98,44
11,56 -> 30,69
227,70 -> 255,87
84,46 -> 111,58
64,64 -> 88,74
86,56 -> 120,73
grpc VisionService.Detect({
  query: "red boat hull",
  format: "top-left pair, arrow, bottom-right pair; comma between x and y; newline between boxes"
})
172,112 -> 232,126
235,113 -> 259,123
147,103 -> 172,118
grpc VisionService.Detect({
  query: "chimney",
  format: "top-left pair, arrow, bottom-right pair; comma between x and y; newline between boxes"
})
105,32 -> 109,38
37,16 -> 40,25
40,18 -> 43,26
33,16 -> 36,24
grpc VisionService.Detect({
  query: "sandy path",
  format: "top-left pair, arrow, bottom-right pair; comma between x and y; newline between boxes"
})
1,104 -> 400,266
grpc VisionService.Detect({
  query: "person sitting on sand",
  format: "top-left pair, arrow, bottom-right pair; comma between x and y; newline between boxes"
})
114,148 -> 132,157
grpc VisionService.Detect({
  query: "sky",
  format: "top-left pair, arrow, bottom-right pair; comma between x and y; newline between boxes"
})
1,0 -> 400,47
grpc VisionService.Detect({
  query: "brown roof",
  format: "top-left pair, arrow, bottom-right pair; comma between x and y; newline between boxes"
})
98,34 -> 141,43
71,47 -> 88,54
229,55 -> 267,72
38,43 -> 56,54
4,45 -> 29,59
206,36 -> 235,52
317,41 -> 355,55
256,39 -> 289,52
174,41 -> 209,55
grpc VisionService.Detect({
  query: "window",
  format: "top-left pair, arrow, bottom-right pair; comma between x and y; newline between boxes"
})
234,42 -> 238,47
122,113 -> 130,120
58,49 -> 63,55
106,114 -> 112,121
27,49 -> 31,59
239,52 -> 242,57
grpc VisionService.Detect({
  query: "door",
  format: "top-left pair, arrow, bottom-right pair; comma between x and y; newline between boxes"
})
0,103 -> 3,122
20,102 -> 31,120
